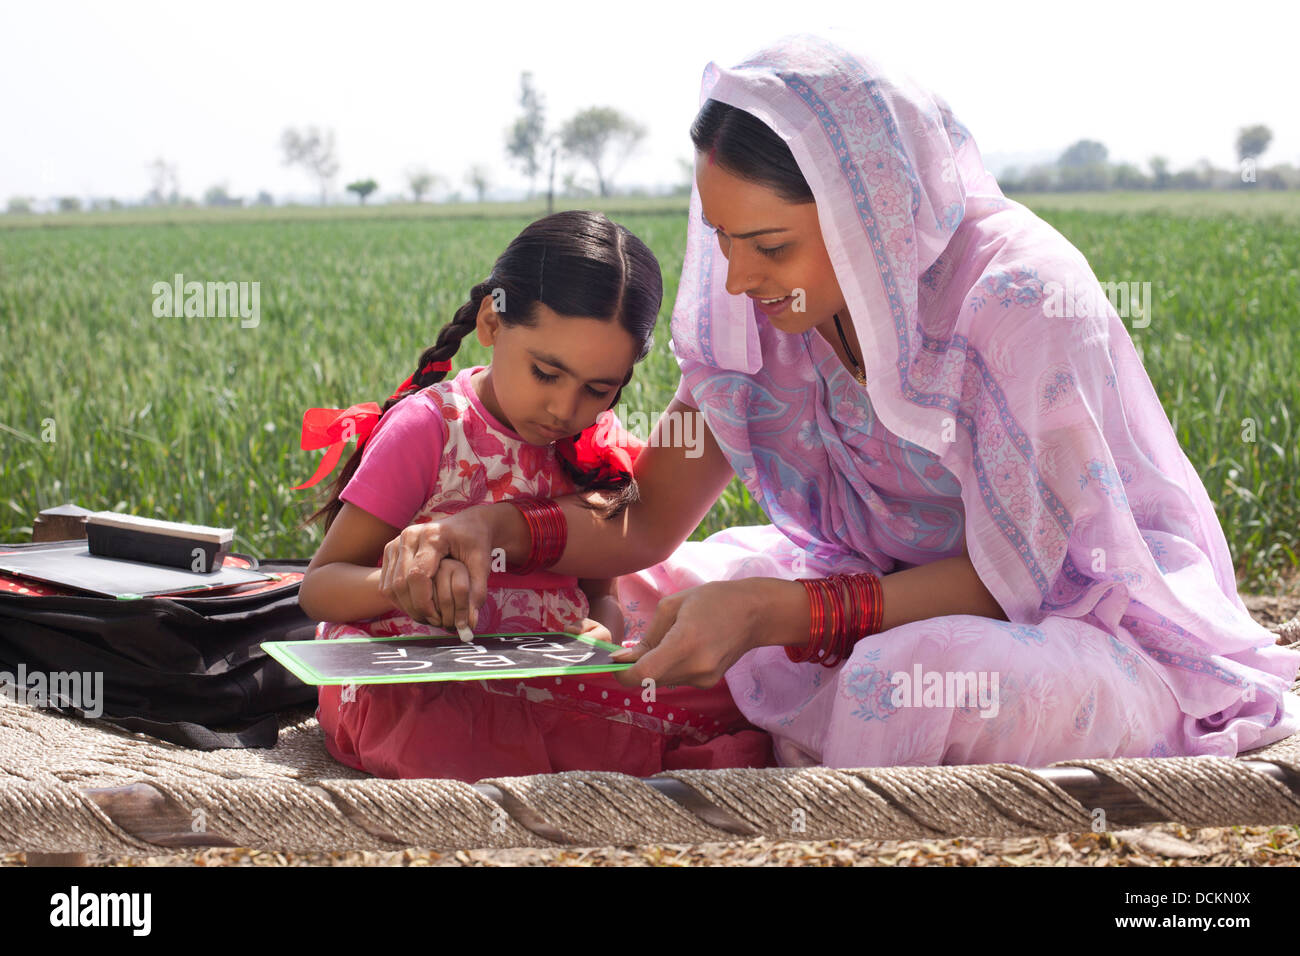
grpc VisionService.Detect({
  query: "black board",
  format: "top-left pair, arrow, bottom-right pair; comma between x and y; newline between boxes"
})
262,632 -> 633,684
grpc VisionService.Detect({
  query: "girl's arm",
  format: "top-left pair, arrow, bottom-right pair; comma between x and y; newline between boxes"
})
299,503 -> 403,623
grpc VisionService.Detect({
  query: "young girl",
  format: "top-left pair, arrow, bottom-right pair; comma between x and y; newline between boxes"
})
295,211 -> 773,782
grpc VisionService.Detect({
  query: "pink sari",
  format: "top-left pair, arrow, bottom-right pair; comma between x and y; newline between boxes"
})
618,34 -> 1300,767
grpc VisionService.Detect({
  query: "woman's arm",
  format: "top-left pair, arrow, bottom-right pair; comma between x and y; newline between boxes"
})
299,503 -> 403,623
885,550 -> 1008,627
609,551 -> 1008,689
497,399 -> 734,577
381,399 -> 735,626
752,551 -> 1007,651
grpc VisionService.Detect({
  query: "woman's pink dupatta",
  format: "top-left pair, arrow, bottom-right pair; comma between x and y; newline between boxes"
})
667,34 -> 1298,756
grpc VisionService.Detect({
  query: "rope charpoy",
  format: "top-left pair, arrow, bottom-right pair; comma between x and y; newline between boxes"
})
2,623 -> 1299,856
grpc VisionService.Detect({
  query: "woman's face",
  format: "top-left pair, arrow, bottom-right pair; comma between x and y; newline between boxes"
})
695,153 -> 847,333
475,297 -> 638,447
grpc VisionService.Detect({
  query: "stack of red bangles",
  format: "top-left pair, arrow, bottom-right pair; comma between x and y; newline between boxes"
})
506,497 -> 567,575
787,573 -> 884,667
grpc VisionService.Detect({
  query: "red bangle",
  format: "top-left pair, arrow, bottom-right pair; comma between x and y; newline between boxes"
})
787,579 -> 823,664
506,497 -> 566,575
787,572 -> 885,667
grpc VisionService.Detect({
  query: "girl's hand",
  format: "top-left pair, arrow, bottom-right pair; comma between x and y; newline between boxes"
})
609,578 -> 809,689
570,616 -> 615,646
577,594 -> 625,646
380,506 -> 498,629
430,556 -> 474,633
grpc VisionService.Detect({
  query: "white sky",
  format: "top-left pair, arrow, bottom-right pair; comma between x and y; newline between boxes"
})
2,0 -> 1296,202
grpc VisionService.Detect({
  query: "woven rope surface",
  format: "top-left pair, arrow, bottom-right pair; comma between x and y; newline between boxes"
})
2,624 -> 1297,853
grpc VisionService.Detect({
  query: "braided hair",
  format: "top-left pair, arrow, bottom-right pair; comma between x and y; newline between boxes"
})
306,210 -> 662,532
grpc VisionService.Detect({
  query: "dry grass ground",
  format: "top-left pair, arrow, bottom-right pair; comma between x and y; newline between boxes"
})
4,823 -> 1299,868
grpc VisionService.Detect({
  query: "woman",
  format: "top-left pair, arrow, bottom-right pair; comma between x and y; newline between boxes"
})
378,34 -> 1300,767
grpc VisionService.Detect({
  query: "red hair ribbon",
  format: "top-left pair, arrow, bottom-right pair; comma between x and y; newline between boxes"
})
555,410 -> 646,484
389,359 -> 453,400
292,359 -> 453,490
291,403 -> 383,490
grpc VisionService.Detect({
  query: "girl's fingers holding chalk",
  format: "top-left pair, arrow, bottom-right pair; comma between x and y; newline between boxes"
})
444,559 -> 472,631
408,570 -> 438,626
463,545 -> 492,630
433,558 -> 463,629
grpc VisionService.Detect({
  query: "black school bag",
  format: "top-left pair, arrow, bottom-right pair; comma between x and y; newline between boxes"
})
0,542 -> 318,750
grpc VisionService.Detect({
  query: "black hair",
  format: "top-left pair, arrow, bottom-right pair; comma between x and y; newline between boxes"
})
690,99 -> 815,203
304,210 -> 662,532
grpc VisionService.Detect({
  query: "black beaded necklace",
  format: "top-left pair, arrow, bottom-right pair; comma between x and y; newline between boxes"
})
833,313 -> 867,386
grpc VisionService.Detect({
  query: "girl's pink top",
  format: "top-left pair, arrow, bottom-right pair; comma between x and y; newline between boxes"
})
315,365 -> 774,781
334,364 -> 586,623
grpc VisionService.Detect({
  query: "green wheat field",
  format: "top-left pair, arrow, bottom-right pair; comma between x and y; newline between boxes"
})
1,191 -> 1297,592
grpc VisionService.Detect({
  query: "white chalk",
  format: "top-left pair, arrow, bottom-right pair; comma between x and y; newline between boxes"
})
456,623 -> 474,643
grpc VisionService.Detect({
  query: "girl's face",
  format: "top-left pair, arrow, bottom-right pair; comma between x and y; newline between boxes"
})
474,296 -> 640,447
695,152 -> 847,333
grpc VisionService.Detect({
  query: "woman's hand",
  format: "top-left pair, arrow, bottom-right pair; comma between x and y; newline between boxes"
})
609,577 -> 809,688
380,506 -> 500,630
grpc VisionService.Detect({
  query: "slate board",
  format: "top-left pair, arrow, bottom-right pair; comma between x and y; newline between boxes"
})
262,631 -> 633,685
0,540 -> 271,598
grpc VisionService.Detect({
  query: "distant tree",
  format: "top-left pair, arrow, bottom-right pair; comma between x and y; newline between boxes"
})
146,157 -> 180,205
1169,167 -> 1208,190
406,167 -> 439,202
1057,139 -> 1109,190
559,107 -> 647,197
464,164 -> 491,203
562,170 -> 594,198
281,126 -> 339,205
57,197 -> 81,213
506,72 -> 548,198
254,190 -> 274,206
203,183 -> 242,207
1112,163 -> 1150,190
1236,125 -> 1272,163
1021,165 -> 1056,192
6,197 -> 32,214
346,179 -> 378,204
1256,163 -> 1298,190
1058,140 -> 1108,167
539,138 -> 561,213
1148,156 -> 1171,190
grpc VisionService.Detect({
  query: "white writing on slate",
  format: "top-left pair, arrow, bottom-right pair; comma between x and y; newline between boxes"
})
369,640 -> 596,670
